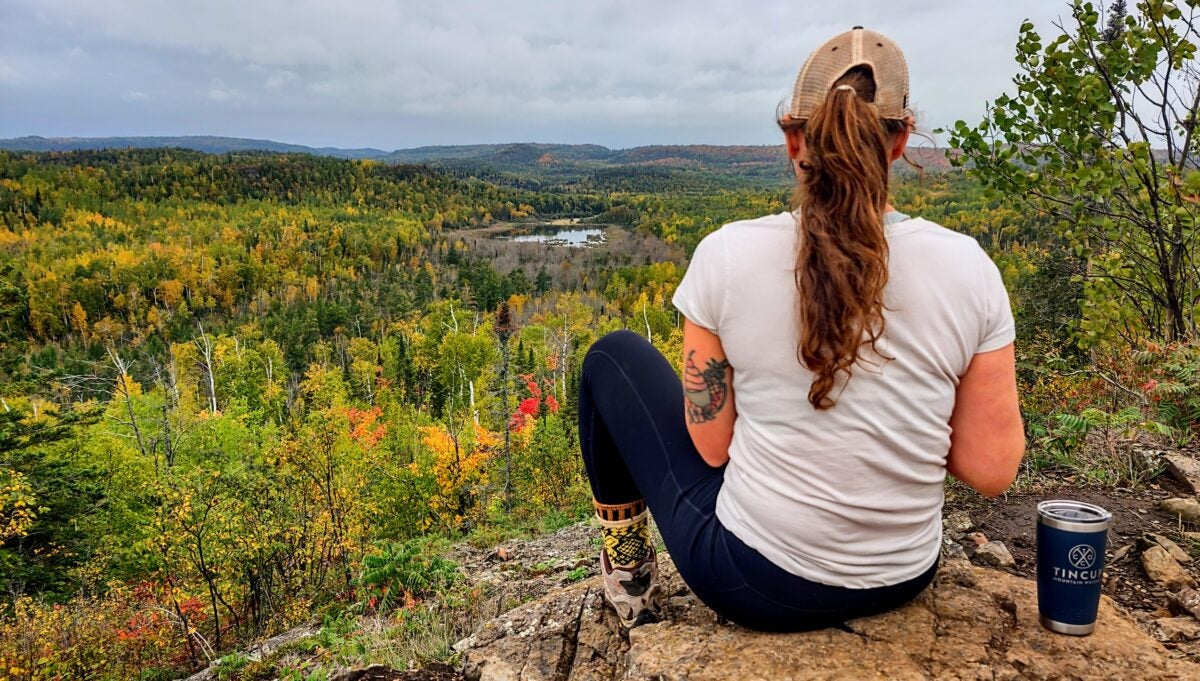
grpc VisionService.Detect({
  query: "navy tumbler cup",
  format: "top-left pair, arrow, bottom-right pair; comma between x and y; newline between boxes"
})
1036,500 -> 1113,635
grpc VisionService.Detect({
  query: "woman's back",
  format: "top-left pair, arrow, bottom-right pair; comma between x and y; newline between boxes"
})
673,210 -> 1014,587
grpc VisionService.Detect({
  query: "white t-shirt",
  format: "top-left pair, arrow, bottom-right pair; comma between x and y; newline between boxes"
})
672,211 -> 1015,589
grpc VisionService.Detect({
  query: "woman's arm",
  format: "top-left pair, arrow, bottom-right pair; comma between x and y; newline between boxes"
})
947,342 -> 1025,497
682,318 -> 736,467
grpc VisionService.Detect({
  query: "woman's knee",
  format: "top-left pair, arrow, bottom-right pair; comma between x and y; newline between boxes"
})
587,329 -> 650,360
582,330 -> 652,377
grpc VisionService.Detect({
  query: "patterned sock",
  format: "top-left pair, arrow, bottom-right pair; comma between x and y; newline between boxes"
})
594,499 -> 651,568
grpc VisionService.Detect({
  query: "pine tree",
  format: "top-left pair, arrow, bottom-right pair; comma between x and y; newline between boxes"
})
492,302 -> 517,506
1102,0 -> 1127,43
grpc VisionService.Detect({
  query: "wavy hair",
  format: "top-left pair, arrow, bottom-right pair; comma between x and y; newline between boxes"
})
779,67 -> 911,410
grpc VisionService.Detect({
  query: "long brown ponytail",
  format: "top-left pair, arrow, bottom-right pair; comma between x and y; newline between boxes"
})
782,67 -> 909,410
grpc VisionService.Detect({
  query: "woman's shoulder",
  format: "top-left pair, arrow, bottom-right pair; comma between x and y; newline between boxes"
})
890,216 -> 989,257
888,217 -> 1002,305
720,211 -> 795,234
698,212 -> 794,251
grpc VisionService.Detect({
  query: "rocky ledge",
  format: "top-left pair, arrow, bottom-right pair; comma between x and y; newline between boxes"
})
455,554 -> 1200,681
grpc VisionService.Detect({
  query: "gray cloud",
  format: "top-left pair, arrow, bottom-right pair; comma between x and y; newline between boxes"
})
0,0 -> 1074,148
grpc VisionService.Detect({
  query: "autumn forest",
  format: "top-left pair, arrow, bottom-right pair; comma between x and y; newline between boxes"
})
5,3 -> 1200,676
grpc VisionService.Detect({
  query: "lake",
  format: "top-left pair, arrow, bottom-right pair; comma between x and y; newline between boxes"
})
503,226 -> 607,247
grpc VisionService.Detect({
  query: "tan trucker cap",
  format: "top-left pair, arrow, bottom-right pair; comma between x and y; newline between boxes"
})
787,26 -> 911,121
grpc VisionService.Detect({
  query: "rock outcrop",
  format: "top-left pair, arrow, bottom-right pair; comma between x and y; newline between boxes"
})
456,554 -> 1200,681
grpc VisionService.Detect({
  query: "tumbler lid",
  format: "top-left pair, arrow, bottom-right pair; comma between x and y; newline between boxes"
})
1037,500 -> 1112,532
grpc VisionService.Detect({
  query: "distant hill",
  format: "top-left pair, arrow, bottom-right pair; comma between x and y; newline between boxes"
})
610,144 -> 780,165
0,136 -> 956,186
385,143 -> 616,164
0,135 -> 390,159
905,147 -> 957,173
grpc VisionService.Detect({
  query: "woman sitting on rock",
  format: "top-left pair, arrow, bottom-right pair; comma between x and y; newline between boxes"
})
577,27 -> 1026,630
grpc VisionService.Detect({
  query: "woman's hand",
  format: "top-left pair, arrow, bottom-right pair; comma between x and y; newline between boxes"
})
682,318 -> 736,467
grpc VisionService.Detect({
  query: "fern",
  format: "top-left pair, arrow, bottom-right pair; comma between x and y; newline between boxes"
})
1154,380 -> 1189,396
1132,349 -> 1159,366
1054,412 -> 1094,433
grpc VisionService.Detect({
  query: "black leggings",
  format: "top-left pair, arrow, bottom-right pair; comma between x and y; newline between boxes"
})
578,330 -> 937,632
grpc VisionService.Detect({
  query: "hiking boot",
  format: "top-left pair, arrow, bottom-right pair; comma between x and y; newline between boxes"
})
600,544 -> 663,628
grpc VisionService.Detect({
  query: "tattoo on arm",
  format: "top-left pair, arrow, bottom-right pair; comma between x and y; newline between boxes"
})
684,350 -> 731,424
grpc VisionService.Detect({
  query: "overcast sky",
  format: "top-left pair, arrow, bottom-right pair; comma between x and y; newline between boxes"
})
1,1 -> 1076,149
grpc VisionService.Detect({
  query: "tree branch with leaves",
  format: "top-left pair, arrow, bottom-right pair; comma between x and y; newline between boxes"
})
947,0 -> 1200,345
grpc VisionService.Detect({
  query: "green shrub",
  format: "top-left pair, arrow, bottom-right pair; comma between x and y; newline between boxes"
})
358,539 -> 461,612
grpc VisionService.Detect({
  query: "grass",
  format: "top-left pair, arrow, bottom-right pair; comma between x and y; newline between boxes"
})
1176,532 -> 1200,561
1026,438 -> 1165,489
317,611 -> 459,668
988,425 -> 1171,496
264,592 -> 484,678
942,424 -> 1176,510
467,502 -> 592,549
